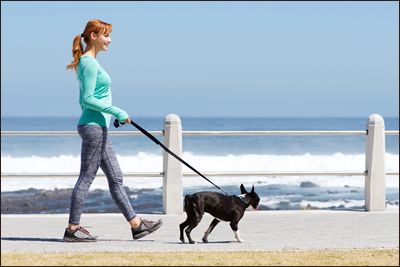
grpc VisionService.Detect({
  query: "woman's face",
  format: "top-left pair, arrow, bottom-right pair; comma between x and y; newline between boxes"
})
93,31 -> 112,52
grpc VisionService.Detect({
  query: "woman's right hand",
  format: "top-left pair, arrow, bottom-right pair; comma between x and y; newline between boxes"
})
123,117 -> 131,124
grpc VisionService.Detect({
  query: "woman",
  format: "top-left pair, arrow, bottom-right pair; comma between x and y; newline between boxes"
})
64,19 -> 163,242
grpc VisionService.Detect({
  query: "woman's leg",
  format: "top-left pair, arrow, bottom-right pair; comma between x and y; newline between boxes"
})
100,132 -> 163,238
99,130 -> 138,225
68,125 -> 107,227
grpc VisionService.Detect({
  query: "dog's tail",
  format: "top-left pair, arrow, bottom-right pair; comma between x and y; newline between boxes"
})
184,194 -> 201,219
184,194 -> 193,213
184,194 -> 192,205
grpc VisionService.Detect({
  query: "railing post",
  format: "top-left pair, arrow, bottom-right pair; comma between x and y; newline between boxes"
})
163,114 -> 183,214
365,114 -> 386,211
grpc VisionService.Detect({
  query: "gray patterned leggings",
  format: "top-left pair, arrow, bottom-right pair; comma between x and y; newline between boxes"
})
68,124 -> 136,225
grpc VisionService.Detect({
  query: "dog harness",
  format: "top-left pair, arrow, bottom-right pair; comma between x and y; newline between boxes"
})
230,195 -> 246,206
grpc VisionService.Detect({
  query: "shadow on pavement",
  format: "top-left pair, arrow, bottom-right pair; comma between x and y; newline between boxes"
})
1,237 -> 64,242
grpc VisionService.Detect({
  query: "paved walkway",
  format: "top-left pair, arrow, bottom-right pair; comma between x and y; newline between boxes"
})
1,210 -> 399,253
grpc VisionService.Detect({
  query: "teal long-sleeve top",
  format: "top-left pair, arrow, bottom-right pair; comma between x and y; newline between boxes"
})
77,55 -> 128,127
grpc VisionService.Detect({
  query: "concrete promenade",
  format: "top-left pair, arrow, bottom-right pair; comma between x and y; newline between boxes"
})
1,210 -> 399,253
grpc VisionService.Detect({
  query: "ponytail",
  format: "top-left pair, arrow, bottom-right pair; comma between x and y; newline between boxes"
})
66,34 -> 84,72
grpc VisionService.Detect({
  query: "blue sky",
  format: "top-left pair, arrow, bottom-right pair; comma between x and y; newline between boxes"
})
1,1 -> 399,118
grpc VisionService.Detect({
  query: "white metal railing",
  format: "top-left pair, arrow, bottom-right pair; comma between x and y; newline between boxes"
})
182,130 -> 368,135
1,171 -> 399,178
0,131 -> 163,136
1,114 -> 399,213
1,130 -> 399,179
2,130 -> 398,178
2,130 -> 398,136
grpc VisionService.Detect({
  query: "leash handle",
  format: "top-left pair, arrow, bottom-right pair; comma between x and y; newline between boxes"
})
114,119 -> 229,196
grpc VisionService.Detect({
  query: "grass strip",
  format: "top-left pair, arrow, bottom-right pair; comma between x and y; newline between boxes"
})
1,249 -> 399,266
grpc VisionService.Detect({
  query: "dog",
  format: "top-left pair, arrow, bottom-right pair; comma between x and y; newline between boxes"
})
179,184 -> 260,244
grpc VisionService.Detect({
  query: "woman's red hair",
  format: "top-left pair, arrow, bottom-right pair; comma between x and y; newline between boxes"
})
66,19 -> 113,72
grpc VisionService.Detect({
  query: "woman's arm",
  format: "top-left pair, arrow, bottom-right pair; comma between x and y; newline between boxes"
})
79,60 -> 129,122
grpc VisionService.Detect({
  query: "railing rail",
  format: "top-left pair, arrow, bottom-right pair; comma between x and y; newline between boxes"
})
2,130 -> 397,178
1,171 -> 399,178
2,130 -> 398,136
0,131 -> 163,136
0,172 -> 164,178
182,130 -> 369,136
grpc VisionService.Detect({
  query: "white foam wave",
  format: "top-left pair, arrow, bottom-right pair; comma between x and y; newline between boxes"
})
259,197 -> 398,210
294,199 -> 365,209
1,152 -> 399,192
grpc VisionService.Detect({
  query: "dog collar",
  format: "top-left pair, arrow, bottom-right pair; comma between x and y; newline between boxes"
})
230,194 -> 246,206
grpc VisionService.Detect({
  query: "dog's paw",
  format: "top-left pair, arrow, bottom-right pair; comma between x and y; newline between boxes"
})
180,238 -> 185,243
237,239 -> 245,243
189,240 -> 197,244
202,237 -> 208,243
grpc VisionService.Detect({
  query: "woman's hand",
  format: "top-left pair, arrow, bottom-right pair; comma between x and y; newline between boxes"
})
123,117 -> 131,124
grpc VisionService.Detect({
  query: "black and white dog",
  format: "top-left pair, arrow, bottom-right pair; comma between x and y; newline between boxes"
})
179,184 -> 260,244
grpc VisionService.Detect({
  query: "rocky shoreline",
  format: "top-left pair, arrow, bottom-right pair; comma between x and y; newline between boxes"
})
2,182 -> 389,214
1,187 -> 321,214
1,187 -> 163,214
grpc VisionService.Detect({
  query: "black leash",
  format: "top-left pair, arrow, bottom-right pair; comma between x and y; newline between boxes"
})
114,119 -> 229,196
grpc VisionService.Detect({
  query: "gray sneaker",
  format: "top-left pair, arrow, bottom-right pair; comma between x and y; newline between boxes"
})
63,226 -> 98,242
131,218 -> 163,240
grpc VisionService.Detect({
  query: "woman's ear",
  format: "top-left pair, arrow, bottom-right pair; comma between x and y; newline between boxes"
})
90,32 -> 96,40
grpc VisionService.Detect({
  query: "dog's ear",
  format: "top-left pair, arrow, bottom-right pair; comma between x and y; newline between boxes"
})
250,185 -> 255,194
240,184 -> 247,194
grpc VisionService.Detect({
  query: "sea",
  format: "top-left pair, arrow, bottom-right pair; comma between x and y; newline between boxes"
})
1,116 -> 399,212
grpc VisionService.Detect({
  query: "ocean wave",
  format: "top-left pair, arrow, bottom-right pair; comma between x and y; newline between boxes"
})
259,197 -> 398,210
1,152 -> 399,192
260,196 -> 365,209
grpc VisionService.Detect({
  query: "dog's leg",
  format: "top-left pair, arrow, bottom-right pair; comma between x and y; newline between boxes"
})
230,221 -> 245,243
179,218 -> 191,243
180,194 -> 196,243
185,217 -> 201,244
202,218 -> 220,243
185,204 -> 204,244
233,230 -> 245,243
